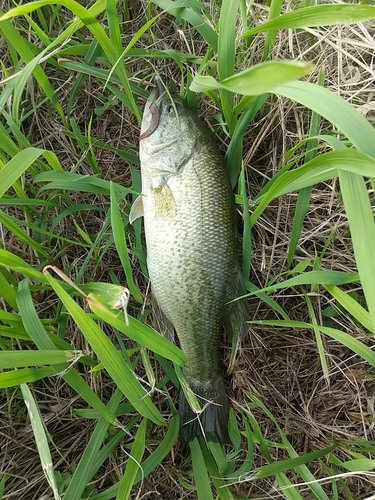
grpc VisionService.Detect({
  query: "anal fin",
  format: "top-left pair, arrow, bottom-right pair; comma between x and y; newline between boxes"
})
223,272 -> 248,374
151,291 -> 175,343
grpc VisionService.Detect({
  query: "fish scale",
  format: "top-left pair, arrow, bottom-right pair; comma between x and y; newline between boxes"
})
130,78 -> 246,444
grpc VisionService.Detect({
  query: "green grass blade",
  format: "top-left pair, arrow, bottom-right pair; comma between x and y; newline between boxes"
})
323,284 -> 373,334
63,388 -> 123,500
1,0 -> 141,122
244,270 -> 358,298
44,271 -> 165,425
106,0 -> 122,53
251,149 -> 375,226
16,279 -> 118,424
88,415 -> 179,500
190,439 -> 213,500
217,0 -> 239,131
66,40 -> 101,116
116,418 -> 147,500
318,325 -> 375,369
0,350 -> 80,368
20,383 -> 60,500
242,5 -> 375,37
339,170 -> 375,332
246,394 -> 330,500
227,94 -> 269,186
305,292 -> 328,380
250,320 -> 375,369
255,444 -> 335,479
246,280 -> 290,321
152,0 -> 218,51
218,0 -> 239,82
88,298 -> 186,366
287,72 -> 325,268
263,0 -> 283,59
110,182 -> 143,303
0,270 -> 17,310
0,367 -> 57,388
0,210 -> 48,259
238,166 -> 251,282
35,171 -> 133,195
0,16 -> 64,119
199,442 -> 236,500
0,148 -> 59,198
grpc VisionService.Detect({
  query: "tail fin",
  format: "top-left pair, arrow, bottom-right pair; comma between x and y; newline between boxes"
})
178,376 -> 229,445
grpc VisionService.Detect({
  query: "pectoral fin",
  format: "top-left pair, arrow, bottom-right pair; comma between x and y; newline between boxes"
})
129,196 -> 144,224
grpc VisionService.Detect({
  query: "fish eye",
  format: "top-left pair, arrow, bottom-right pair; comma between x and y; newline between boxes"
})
167,102 -> 183,115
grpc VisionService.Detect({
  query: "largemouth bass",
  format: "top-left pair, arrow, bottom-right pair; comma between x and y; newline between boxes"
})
130,77 -> 246,444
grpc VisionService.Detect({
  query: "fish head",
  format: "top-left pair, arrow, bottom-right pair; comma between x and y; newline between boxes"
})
139,77 -> 201,183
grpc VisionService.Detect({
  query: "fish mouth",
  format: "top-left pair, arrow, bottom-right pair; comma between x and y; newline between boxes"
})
139,76 -> 166,141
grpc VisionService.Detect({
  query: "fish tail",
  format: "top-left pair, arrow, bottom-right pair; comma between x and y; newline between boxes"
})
178,376 -> 229,445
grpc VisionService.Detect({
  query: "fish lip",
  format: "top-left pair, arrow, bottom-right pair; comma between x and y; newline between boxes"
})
154,75 -> 165,96
139,77 -> 166,141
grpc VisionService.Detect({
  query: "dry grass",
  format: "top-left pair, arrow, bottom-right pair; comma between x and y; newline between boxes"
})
1,2 -> 375,499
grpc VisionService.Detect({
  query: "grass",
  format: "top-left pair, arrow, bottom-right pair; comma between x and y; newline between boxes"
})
1,0 -> 375,498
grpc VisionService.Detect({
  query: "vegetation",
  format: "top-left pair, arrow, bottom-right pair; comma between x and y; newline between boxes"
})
1,0 -> 375,498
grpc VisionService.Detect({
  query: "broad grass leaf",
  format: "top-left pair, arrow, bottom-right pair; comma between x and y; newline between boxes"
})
0,270 -> 17,310
251,149 -> 375,226
339,170 -> 375,332
340,459 -> 375,472
0,249 -> 46,281
263,0 -> 283,59
287,71 -> 325,268
190,61 -> 312,95
242,5 -> 375,37
274,81 -> 375,158
217,0 -> 240,130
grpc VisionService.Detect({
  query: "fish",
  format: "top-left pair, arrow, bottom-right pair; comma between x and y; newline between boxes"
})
130,77 -> 246,444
